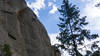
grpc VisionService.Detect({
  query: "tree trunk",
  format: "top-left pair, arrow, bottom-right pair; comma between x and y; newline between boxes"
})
73,41 -> 82,56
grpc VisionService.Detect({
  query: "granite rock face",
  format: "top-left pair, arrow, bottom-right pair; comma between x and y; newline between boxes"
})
0,0 -> 60,56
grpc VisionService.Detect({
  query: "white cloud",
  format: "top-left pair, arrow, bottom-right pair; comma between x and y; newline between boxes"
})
49,33 -> 60,45
83,0 -> 100,18
81,0 -> 85,2
48,2 -> 58,14
81,0 -> 100,51
82,0 -> 100,33
81,0 -> 92,2
49,5 -> 58,14
26,0 -> 45,17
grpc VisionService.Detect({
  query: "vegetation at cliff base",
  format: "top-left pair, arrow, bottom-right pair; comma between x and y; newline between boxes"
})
3,44 -> 12,56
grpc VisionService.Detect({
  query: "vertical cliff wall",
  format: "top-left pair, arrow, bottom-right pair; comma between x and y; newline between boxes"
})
0,0 -> 60,56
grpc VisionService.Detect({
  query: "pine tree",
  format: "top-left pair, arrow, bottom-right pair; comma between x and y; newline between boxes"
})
95,2 -> 100,7
85,41 -> 100,56
57,0 -> 99,56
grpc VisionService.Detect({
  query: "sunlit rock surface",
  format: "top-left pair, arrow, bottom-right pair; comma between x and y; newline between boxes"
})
0,0 -> 60,56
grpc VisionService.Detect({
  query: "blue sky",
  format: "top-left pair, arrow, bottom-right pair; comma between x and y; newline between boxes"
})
25,0 -> 100,56
25,0 -> 62,33
25,0 -> 100,43
25,0 -> 87,34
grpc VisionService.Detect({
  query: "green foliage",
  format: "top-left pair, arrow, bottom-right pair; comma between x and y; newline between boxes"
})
92,50 -> 100,56
57,0 -> 99,56
3,44 -> 12,56
85,41 -> 100,56
95,2 -> 100,7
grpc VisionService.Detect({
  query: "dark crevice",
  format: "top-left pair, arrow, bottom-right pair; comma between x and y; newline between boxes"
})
0,10 -> 13,15
32,18 -> 37,22
8,33 -> 16,40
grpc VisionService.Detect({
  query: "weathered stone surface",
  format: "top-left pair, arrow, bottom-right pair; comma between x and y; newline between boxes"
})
0,0 -> 61,56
